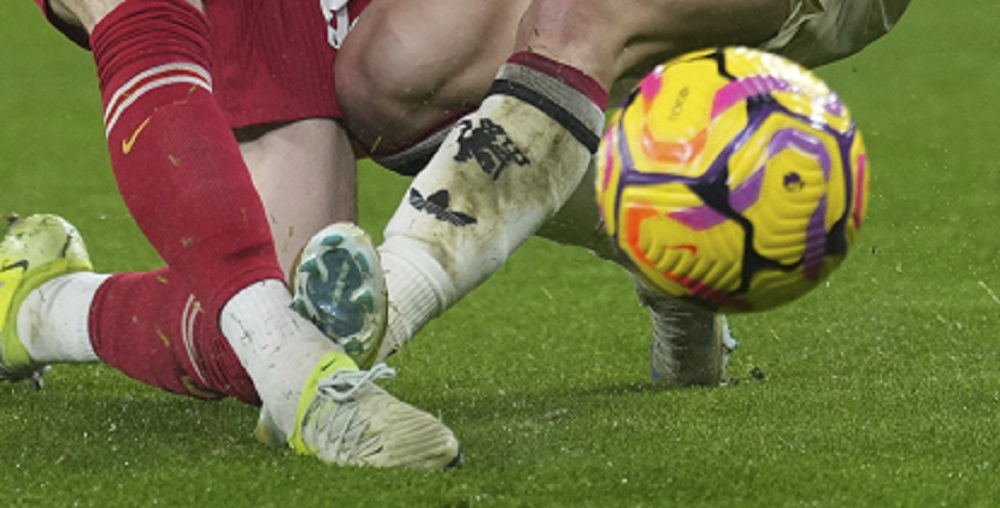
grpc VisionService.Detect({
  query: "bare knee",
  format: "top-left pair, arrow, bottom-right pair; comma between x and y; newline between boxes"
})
335,8 -> 459,152
336,0 -> 524,153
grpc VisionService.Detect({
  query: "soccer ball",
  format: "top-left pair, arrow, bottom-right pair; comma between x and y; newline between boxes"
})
595,47 -> 868,312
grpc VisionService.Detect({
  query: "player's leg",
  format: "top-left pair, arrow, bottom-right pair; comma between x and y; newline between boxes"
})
328,0 -> 908,383
4,121 -> 390,402
236,119 -> 358,278
56,0 -> 331,430
336,0 -> 787,367
2,220 -> 456,467
533,160 -> 738,386
342,0 -> 641,359
341,0 -> 910,165
26,3 -> 381,388
336,0 -> 531,162
0,218 -> 232,402
215,0 -> 387,364
239,120 -> 388,369
332,0 -> 786,366
760,0 -> 912,68
528,0 -> 910,386
3,123 -> 375,402
2,227 -> 253,402
28,0 -> 459,468
338,0 -> 789,167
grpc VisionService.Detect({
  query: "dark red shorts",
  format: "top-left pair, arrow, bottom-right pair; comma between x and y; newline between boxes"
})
34,0 -> 372,128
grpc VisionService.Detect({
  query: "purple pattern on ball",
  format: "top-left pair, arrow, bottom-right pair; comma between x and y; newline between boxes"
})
804,196 -> 829,280
713,75 -> 846,120
771,129 -> 833,280
668,169 -> 764,231
729,168 -> 765,213
668,203 -> 729,231
770,128 -> 831,181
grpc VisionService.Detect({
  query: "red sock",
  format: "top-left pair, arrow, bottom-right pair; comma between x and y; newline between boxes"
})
507,52 -> 609,110
91,0 -> 283,320
89,269 -> 259,404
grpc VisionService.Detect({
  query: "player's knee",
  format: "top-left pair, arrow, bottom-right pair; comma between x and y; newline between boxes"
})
334,36 -> 396,148
335,9 -> 463,153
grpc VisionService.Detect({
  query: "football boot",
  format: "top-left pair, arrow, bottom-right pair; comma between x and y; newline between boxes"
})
0,214 -> 93,385
290,223 -> 387,369
255,352 -> 462,469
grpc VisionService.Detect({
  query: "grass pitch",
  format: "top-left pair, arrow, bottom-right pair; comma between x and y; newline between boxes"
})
2,1 -> 999,506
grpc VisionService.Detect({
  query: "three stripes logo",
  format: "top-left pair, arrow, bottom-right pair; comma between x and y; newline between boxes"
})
408,189 -> 477,227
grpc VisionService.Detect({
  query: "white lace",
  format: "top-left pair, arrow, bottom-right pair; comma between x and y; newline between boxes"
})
298,363 -> 399,464
316,363 -> 396,402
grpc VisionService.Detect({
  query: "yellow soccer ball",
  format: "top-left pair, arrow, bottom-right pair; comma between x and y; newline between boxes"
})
596,47 -> 869,312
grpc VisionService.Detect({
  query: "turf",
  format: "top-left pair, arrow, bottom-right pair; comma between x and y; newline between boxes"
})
1,1 -> 998,506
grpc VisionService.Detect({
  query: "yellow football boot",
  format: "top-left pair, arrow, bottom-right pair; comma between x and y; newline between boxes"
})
0,214 -> 92,383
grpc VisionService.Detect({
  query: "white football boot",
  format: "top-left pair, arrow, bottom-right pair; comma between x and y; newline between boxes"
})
290,223 -> 387,369
255,354 -> 462,469
280,224 -> 461,468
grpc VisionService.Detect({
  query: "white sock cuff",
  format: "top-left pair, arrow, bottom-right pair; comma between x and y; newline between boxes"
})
19,272 -> 110,364
379,237 -> 455,325
491,60 -> 606,152
220,279 -> 337,436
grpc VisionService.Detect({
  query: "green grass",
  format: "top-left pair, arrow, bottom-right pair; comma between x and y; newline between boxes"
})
2,1 -> 999,506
